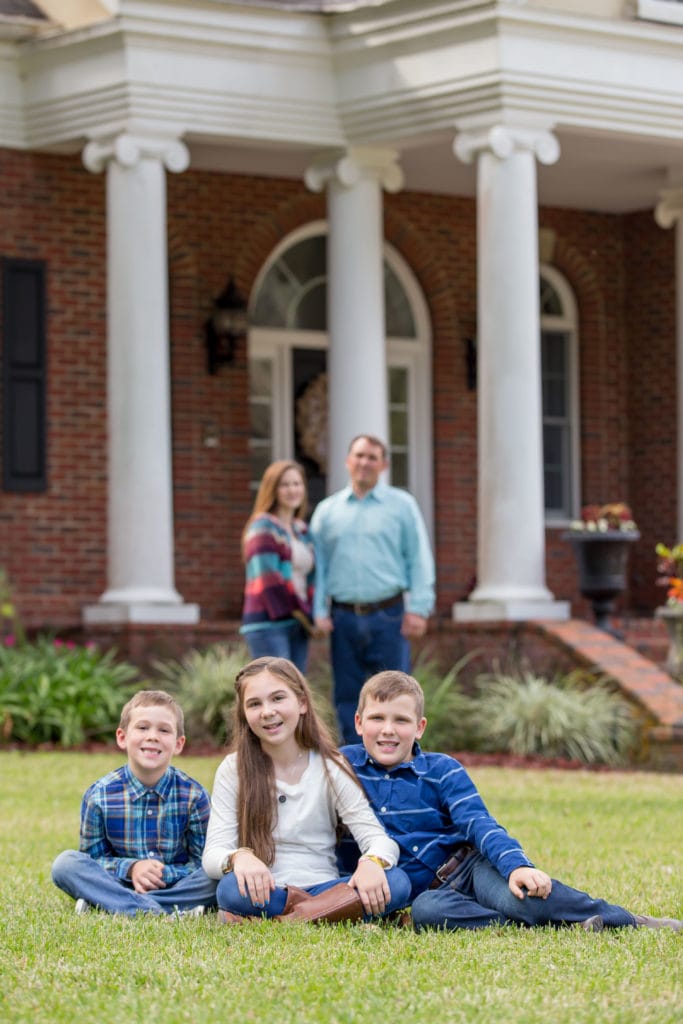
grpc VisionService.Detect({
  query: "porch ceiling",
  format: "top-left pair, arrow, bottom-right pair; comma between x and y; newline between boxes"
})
187,126 -> 683,215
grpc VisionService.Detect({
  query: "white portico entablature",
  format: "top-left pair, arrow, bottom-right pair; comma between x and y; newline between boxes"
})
1,0 -> 682,181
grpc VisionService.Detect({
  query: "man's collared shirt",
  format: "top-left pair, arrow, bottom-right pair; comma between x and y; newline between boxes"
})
310,482 -> 435,619
79,764 -> 211,884
341,743 -> 533,899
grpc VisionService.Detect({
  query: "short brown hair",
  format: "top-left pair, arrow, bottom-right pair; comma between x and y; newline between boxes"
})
347,434 -> 387,459
119,690 -> 184,736
357,670 -> 424,720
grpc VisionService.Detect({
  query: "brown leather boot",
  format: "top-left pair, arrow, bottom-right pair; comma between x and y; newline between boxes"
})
217,909 -> 251,925
276,882 -> 364,925
280,885 -> 312,914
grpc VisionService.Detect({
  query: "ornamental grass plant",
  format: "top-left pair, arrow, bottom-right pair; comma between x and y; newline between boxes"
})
470,668 -> 637,766
1,751 -> 681,1024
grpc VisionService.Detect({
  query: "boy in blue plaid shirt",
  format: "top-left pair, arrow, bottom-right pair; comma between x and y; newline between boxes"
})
52,689 -> 217,916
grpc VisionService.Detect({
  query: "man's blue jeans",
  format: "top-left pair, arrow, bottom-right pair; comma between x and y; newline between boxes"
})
411,851 -> 636,931
244,621 -> 309,674
331,601 -> 409,743
217,867 -> 412,920
52,849 -> 218,916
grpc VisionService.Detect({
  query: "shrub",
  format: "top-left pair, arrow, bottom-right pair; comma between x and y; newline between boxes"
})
411,651 -> 479,753
470,667 -> 637,765
0,636 -> 139,747
152,642 -> 249,746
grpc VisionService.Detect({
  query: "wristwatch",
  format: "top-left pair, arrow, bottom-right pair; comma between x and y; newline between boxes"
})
221,847 -> 254,874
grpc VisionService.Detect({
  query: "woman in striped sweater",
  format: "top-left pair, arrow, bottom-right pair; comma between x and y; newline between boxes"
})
239,461 -> 315,672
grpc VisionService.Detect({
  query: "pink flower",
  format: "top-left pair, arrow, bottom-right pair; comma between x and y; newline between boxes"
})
3,634 -> 15,646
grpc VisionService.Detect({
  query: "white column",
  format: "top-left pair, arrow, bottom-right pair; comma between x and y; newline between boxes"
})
305,148 -> 403,493
81,133 -> 199,625
655,185 -> 683,542
453,124 -> 568,622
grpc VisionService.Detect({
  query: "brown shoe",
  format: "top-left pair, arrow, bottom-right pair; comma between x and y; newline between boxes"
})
580,915 -> 604,932
217,909 -> 251,925
634,914 -> 682,932
276,882 -> 364,925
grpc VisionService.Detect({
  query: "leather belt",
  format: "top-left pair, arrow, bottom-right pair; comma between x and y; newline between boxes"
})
430,844 -> 474,889
330,593 -> 404,616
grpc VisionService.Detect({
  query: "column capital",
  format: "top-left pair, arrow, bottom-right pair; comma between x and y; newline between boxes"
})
454,124 -> 560,167
82,132 -> 190,175
305,146 -> 403,194
655,187 -> 683,229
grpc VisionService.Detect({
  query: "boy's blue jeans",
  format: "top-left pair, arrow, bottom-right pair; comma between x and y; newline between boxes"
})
217,867 -> 412,920
52,849 -> 218,916
411,851 -> 636,931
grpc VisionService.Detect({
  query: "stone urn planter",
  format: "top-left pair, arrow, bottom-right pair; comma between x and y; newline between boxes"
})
564,530 -> 640,635
655,605 -> 683,682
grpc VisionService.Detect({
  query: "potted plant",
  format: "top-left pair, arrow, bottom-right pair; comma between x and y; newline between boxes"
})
563,503 -> 640,635
655,542 -> 683,683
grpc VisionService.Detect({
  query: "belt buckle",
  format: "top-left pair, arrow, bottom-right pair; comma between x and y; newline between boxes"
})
353,602 -> 367,615
436,856 -> 458,884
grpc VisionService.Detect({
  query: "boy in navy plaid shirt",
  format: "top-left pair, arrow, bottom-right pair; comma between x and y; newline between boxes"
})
52,690 -> 217,916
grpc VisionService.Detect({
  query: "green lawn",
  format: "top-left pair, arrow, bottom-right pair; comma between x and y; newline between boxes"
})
1,751 -> 681,1024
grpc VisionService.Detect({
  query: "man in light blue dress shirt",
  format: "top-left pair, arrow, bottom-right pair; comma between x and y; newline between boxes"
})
310,434 -> 435,742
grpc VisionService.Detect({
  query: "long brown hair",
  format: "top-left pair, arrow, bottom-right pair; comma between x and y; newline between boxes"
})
241,460 -> 308,560
231,657 -> 359,866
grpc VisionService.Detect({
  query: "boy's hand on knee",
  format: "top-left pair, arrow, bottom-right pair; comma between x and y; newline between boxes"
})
130,858 -> 166,893
509,867 -> 552,900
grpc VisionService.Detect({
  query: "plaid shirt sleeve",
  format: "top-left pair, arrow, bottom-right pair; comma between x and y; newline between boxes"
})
162,779 -> 211,885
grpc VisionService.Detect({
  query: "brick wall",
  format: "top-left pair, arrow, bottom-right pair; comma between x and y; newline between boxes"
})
0,150 -> 677,629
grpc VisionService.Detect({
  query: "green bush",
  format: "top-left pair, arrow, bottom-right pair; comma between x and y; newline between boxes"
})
152,642 -> 249,746
470,667 -> 638,765
0,636 -> 139,747
411,651 -> 479,753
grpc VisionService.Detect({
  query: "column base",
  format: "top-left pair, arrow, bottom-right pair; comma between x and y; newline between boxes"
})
453,599 -> 570,623
82,602 -> 200,626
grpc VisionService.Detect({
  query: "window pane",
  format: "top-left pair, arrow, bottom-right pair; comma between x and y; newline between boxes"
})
540,278 -> 562,316
252,264 -> 293,326
250,358 -> 271,398
391,451 -> 408,488
294,281 -> 327,331
249,402 -> 271,440
250,445 -> 271,488
389,366 -> 407,403
385,263 -> 415,338
543,376 -> 566,417
283,236 -> 327,284
390,409 -> 408,446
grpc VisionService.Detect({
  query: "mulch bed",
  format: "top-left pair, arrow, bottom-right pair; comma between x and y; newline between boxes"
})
3,740 -> 619,770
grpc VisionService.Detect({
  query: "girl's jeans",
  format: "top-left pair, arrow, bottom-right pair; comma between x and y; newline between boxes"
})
217,866 -> 412,920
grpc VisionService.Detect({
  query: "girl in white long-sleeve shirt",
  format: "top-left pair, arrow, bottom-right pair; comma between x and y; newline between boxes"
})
202,656 -> 411,923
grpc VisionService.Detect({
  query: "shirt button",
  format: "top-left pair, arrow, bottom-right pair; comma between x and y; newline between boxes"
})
412,845 -> 418,852
147,809 -> 154,816
384,774 -> 390,780
381,806 -> 387,813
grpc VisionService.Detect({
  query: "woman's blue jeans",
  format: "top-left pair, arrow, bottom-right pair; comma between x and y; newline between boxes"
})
217,867 -> 412,920
244,622 -> 309,674
411,851 -> 636,931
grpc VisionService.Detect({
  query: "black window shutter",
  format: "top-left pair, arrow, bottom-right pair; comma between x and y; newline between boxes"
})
2,258 -> 47,491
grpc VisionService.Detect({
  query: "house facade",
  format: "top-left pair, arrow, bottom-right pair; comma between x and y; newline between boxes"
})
1,0 -> 683,637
